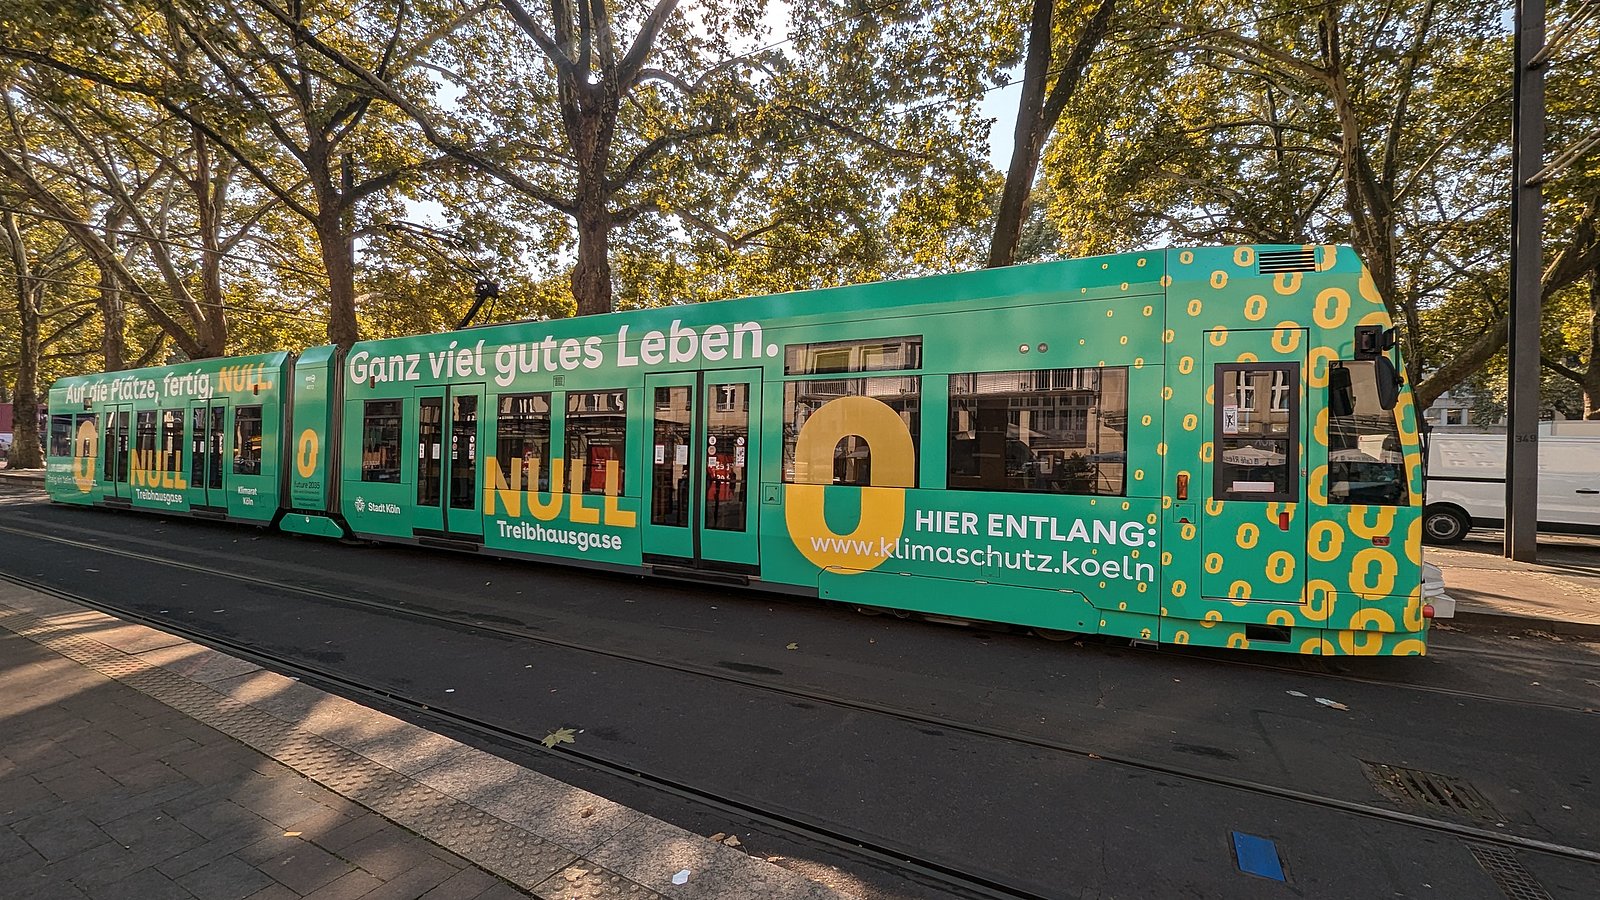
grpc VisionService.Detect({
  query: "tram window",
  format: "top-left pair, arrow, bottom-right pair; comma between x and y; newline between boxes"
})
74,414 -> 97,458
360,400 -> 403,483
784,336 -> 922,375
948,367 -> 1128,495
1214,364 -> 1298,501
49,415 -> 72,457
160,410 -> 184,472
1328,360 -> 1409,505
781,377 -> 921,486
135,411 -> 157,467
566,390 -> 627,495
496,393 -> 551,492
234,405 -> 264,475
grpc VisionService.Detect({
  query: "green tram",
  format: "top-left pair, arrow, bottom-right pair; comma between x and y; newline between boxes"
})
46,244 -> 1438,656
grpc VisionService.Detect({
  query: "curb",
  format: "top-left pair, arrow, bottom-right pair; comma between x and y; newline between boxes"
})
1449,609 -> 1600,641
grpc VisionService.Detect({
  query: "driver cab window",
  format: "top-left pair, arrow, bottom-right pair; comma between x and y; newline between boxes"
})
1327,360 -> 1409,505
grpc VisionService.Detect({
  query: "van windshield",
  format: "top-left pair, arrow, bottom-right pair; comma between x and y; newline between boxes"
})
1328,360 -> 1409,506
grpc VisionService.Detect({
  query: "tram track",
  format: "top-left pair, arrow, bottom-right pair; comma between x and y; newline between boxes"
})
0,518 -> 1594,718
2,520 -> 1599,874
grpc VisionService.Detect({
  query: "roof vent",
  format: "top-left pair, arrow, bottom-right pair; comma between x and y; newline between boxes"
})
1257,248 -> 1318,274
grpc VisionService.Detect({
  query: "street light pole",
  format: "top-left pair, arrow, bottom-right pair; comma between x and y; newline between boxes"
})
1506,0 -> 1545,562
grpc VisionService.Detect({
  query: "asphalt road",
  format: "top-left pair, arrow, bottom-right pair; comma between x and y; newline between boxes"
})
2,484 -> 1597,899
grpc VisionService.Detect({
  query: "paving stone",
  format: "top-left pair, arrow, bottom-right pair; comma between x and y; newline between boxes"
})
101,809 -> 206,861
0,823 -> 34,862
354,857 -> 462,900
42,763 -> 124,803
174,854 -> 278,900
78,864 -> 197,900
300,868 -> 386,900
417,867 -> 502,900
229,772 -> 343,829
338,825 -> 457,880
472,883 -> 535,900
107,759 -> 187,792
254,841 -> 356,894
316,813 -> 394,852
156,829 -> 281,880
0,775 -> 60,824
172,798 -> 278,842
531,864 -> 663,900
12,807 -> 112,862
44,841 -> 148,892
242,884 -> 300,900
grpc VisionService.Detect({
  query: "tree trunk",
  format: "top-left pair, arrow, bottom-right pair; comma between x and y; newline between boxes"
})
319,209 -> 359,349
987,0 -> 1056,269
1585,271 -> 1600,418
5,214 -> 43,469
571,196 -> 614,317
99,269 -> 126,371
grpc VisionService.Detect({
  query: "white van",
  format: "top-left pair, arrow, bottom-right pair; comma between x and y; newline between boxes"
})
1423,423 -> 1600,543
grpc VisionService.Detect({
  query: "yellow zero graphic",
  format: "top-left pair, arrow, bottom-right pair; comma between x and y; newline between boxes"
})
1273,272 -> 1303,295
1313,287 -> 1351,328
1236,522 -> 1259,549
73,419 -> 99,494
1187,298 -> 1203,317
785,396 -> 914,572
296,429 -> 319,478
1205,552 -> 1224,574
1244,294 -> 1267,321
1308,521 -> 1344,561
1299,580 -> 1336,622
1208,327 -> 1228,346
1270,326 -> 1300,354
1210,270 -> 1228,289
1306,346 -> 1336,388
1265,550 -> 1295,583
1234,247 -> 1256,267
1350,547 -> 1398,596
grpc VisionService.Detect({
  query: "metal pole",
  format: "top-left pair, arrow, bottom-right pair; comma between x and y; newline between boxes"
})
1506,0 -> 1545,562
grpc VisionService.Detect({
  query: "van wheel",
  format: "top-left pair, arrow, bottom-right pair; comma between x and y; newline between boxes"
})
1423,505 -> 1470,545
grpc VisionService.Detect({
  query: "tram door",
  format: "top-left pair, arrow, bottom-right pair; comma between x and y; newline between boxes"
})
1200,328 -> 1308,605
641,369 -> 761,571
187,401 -> 229,507
101,405 -> 132,499
414,385 -> 485,538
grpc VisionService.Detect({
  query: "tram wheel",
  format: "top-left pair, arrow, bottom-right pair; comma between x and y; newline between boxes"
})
1034,628 -> 1082,642
854,605 -> 883,616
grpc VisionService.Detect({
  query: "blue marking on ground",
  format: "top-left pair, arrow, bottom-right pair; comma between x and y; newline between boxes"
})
1232,831 -> 1286,881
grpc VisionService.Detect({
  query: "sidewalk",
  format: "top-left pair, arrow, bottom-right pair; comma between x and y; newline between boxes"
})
1426,537 -> 1600,638
0,465 -> 45,484
0,581 -> 846,900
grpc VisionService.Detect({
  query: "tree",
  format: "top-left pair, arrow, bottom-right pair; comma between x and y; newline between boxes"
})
987,0 -> 1116,268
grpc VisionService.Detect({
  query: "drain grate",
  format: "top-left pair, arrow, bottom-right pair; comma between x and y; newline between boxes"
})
1465,842 -> 1553,900
1361,762 -> 1501,821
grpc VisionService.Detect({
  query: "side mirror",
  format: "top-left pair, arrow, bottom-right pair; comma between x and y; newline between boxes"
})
1329,364 -> 1355,417
1375,356 -> 1401,411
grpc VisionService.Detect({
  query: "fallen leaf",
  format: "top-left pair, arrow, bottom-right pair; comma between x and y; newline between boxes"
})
723,835 -> 742,848
283,831 -> 301,837
1286,690 -> 1307,698
1086,753 -> 1101,759
709,832 -> 726,843
541,727 -> 577,748
579,806 -> 594,818
1314,698 -> 1350,710
786,642 -> 798,650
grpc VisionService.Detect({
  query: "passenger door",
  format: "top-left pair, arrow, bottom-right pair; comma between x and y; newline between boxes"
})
413,385 -> 486,539
641,369 -> 761,571
188,401 -> 229,507
1201,328 -> 1308,604
101,405 -> 131,499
